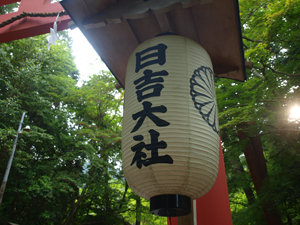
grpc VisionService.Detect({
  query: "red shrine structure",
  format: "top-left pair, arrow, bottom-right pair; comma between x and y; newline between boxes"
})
0,0 -> 71,43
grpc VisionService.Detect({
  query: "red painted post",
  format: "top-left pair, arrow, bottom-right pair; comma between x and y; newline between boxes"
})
169,141 -> 232,225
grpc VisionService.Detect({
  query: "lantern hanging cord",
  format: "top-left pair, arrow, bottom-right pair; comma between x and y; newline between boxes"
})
0,11 -> 68,28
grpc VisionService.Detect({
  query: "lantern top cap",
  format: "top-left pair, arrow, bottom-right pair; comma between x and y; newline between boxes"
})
61,0 -> 246,87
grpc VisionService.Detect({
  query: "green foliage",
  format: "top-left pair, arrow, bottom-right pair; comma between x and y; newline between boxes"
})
120,190 -> 167,225
0,30 -> 163,224
0,2 -> 19,15
0,33 -> 80,224
217,0 -> 300,224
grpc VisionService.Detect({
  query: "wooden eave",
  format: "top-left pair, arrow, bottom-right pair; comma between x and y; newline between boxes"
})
60,0 -> 246,88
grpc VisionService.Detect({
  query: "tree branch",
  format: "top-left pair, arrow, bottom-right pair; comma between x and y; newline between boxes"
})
63,183 -> 89,225
243,43 -> 249,49
261,99 -> 289,104
242,3 -> 267,26
265,65 -> 300,77
230,200 -> 249,207
254,129 -> 300,138
118,209 -> 137,213
108,98 -> 123,128
118,181 -> 129,210
243,36 -> 263,43
251,68 -> 266,81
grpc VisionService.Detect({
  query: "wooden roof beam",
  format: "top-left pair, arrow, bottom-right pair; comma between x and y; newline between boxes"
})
82,0 -> 214,29
154,12 -> 173,33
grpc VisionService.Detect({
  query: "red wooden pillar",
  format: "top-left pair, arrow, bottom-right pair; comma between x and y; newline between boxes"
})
0,0 -> 71,43
169,141 -> 232,225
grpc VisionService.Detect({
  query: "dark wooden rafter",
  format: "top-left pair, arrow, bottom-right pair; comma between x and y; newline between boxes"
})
167,7 -> 200,43
87,20 -> 140,86
1,0 -> 247,85
61,0 -> 246,87
126,13 -> 161,44
191,1 -> 241,78
82,0 -> 214,29
154,13 -> 173,33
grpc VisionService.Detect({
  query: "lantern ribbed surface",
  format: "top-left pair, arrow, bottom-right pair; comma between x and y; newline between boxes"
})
122,35 -> 219,200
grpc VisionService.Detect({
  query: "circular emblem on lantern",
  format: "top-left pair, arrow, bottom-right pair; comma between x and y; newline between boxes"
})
190,66 -> 220,135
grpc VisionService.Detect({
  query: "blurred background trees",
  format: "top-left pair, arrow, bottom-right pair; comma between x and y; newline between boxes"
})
217,0 -> 300,224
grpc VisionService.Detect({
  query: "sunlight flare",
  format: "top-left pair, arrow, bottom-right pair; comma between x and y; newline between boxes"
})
290,106 -> 300,120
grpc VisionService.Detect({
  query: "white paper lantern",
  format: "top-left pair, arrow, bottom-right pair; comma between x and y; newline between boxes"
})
122,34 -> 219,217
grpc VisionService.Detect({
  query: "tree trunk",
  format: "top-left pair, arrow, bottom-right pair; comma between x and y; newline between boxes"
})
237,126 -> 283,225
63,183 -> 89,225
233,158 -> 255,205
119,182 -> 129,210
9,192 -> 18,221
135,196 -> 141,225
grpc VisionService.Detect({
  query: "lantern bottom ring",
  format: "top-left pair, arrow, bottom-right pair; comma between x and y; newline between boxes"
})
150,194 -> 191,217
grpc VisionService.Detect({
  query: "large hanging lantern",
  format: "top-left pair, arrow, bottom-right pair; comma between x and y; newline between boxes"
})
122,34 -> 220,217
